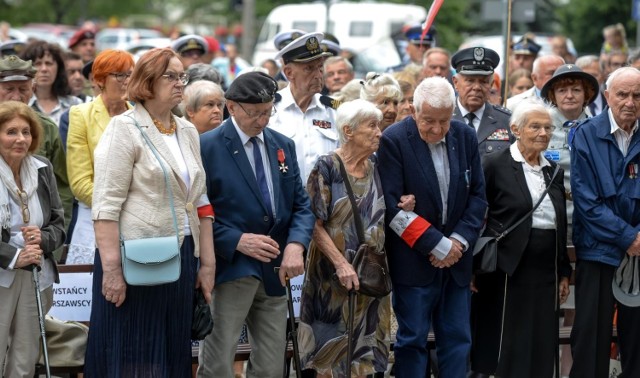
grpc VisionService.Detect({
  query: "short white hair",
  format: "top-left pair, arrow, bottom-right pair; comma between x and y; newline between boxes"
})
335,99 -> 382,145
606,66 -> 640,90
413,76 -> 455,112
510,98 -> 552,131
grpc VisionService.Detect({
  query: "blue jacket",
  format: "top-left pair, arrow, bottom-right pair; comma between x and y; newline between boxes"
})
200,119 -> 315,296
570,111 -> 640,267
377,117 -> 487,287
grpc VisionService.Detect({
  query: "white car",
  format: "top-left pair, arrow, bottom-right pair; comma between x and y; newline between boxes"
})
96,28 -> 164,51
123,38 -> 172,61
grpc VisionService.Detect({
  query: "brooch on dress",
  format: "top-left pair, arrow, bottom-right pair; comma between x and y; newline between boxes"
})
278,148 -> 288,173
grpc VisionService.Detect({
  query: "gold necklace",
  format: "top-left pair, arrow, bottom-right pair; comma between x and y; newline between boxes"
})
152,116 -> 177,135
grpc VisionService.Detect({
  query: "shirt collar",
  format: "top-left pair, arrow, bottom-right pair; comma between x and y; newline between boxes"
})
510,142 -> 551,168
457,99 -> 486,121
231,116 -> 264,146
277,86 -> 322,111
608,108 -> 639,135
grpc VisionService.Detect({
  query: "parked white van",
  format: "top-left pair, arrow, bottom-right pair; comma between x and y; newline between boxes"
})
253,1 -> 427,69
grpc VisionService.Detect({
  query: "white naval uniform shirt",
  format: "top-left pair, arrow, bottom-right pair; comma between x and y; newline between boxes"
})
268,86 -> 339,183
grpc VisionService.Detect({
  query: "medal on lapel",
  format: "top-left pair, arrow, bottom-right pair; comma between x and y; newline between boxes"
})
278,148 -> 288,173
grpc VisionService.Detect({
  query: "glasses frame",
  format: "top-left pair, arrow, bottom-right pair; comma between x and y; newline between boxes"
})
16,189 -> 30,224
237,102 -> 277,119
162,72 -> 190,86
526,124 -> 556,134
109,72 -> 132,83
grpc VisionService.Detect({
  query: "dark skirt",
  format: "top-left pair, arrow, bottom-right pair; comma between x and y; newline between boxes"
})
84,236 -> 197,378
471,229 -> 559,378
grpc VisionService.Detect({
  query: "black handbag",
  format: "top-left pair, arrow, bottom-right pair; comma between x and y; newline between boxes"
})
473,164 -> 560,274
191,289 -> 214,340
335,153 -> 392,298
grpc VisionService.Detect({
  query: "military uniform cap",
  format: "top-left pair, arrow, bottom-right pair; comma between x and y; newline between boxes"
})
68,28 -> 95,49
512,35 -> 541,56
275,32 -> 332,64
225,71 -> 278,104
321,33 -> 341,56
0,55 -> 37,82
0,40 -> 26,58
171,34 -> 208,55
405,24 -> 435,46
273,30 -> 306,51
451,47 -> 500,76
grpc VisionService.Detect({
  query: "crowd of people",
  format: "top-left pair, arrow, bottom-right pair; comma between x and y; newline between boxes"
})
0,17 -> 639,378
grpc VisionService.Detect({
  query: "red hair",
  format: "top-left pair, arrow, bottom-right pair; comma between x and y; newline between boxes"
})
92,49 -> 135,84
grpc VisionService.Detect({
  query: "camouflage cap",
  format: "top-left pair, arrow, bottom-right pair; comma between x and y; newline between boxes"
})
0,55 -> 37,82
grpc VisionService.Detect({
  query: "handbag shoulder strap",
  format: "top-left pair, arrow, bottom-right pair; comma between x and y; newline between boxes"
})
497,163 -> 560,240
334,153 -> 365,245
121,115 -> 180,239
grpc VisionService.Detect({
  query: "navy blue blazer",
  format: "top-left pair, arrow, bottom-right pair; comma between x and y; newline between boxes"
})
377,117 -> 487,287
200,118 -> 315,296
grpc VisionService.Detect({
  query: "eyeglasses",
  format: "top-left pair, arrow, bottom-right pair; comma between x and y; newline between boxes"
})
162,72 -> 189,85
16,189 -> 30,224
109,72 -> 132,83
237,103 -> 277,119
527,124 -> 556,134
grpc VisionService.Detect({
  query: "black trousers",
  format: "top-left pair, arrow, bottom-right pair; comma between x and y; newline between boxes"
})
570,260 -> 640,378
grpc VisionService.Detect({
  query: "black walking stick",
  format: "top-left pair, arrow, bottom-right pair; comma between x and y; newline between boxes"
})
32,265 -> 51,378
346,289 -> 356,378
276,268 -> 303,378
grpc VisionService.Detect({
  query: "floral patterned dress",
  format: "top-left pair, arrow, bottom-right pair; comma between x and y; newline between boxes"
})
298,154 -> 390,377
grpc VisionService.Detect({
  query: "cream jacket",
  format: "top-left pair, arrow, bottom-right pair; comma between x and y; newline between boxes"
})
92,105 -> 207,257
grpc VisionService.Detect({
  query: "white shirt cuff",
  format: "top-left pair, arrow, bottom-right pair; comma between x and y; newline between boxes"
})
431,237 -> 452,260
451,233 -> 469,252
8,248 -> 21,269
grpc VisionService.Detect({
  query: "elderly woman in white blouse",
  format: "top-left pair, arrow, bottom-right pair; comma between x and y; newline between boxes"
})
470,100 -> 572,378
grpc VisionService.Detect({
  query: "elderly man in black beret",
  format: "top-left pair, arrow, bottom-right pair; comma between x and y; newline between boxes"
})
197,71 -> 315,378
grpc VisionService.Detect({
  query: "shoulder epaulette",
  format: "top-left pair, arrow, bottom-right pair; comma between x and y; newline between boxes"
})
320,95 -> 341,110
492,104 -> 512,115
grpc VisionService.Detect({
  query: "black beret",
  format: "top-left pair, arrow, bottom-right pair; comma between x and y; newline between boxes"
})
451,47 -> 500,76
225,71 -> 278,104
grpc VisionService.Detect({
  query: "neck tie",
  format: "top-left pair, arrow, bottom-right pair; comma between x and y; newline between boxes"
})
464,112 -> 476,128
588,102 -> 597,117
250,137 -> 273,220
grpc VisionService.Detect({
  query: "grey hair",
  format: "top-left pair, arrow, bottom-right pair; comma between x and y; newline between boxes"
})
324,56 -> 353,73
360,72 -> 402,103
532,55 -> 565,75
628,48 -> 640,66
186,63 -> 223,85
510,98 -> 552,131
334,78 -> 363,103
606,66 -> 640,89
182,80 -> 225,121
413,76 -> 455,112
335,98 -> 382,145
575,55 -> 601,71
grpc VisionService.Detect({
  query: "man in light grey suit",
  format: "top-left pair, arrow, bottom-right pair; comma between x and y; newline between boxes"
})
451,47 -> 513,161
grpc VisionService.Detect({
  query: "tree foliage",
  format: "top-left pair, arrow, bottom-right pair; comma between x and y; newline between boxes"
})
556,0 -> 634,55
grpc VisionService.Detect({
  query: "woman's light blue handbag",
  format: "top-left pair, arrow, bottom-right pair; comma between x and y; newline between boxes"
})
119,117 -> 181,286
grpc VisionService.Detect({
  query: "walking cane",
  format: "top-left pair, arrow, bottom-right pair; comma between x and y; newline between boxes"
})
275,268 -> 303,378
346,289 -> 356,378
32,265 -> 51,378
